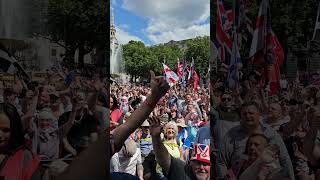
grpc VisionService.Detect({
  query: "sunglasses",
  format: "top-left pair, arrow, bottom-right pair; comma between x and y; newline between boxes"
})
0,127 -> 11,133
221,97 -> 232,102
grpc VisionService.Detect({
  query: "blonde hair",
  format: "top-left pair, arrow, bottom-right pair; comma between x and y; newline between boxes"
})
164,121 -> 178,136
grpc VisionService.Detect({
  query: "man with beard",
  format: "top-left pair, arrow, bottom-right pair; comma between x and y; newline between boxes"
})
216,101 -> 294,180
149,116 -> 211,180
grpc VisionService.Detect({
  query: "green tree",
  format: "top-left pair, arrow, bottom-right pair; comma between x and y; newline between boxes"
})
185,36 -> 210,75
150,44 -> 183,73
47,0 -> 107,68
122,41 -> 157,82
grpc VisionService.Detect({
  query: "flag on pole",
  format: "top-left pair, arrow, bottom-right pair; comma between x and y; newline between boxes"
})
163,63 -> 179,87
249,0 -> 284,95
236,0 -> 254,46
216,0 -> 233,62
194,70 -> 200,92
228,32 -> 241,89
312,2 -> 320,40
177,58 -> 183,79
267,31 -> 284,95
181,60 -> 188,89
249,0 -> 270,58
188,58 -> 195,81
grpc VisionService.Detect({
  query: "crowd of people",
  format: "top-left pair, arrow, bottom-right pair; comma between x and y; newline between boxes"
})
109,71 -> 212,180
212,71 -> 320,180
2,54 -> 320,180
0,64 -> 109,179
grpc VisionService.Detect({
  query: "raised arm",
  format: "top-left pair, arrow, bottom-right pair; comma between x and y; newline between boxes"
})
21,88 -> 39,131
56,71 -> 169,180
149,116 -> 171,175
58,95 -> 81,138
112,71 -> 170,153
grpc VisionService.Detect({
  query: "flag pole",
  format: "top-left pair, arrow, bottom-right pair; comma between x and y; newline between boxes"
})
312,2 -> 320,40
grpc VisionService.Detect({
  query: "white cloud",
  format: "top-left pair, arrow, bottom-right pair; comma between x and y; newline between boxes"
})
148,23 -> 210,44
115,27 -> 144,45
121,0 -> 209,44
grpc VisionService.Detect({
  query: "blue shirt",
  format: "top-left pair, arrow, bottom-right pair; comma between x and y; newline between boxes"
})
195,124 -> 211,145
177,129 -> 191,149
139,135 -> 153,157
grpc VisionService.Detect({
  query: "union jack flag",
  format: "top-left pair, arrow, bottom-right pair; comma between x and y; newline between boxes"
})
191,144 -> 210,164
216,0 -> 233,63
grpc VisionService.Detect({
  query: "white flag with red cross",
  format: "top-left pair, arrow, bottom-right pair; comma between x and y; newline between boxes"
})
162,63 -> 179,87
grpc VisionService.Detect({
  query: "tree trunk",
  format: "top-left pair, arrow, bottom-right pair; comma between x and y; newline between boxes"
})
65,46 -> 76,68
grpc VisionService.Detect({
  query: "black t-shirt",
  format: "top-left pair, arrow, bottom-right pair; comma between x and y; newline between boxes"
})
142,152 -> 162,180
166,156 -> 196,180
58,111 -> 98,150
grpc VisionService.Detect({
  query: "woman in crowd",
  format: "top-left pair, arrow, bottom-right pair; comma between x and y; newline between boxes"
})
0,103 -> 40,179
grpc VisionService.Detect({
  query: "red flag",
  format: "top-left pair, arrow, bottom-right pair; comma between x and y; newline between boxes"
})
194,70 -> 200,92
267,31 -> 284,95
249,0 -> 284,95
177,59 -> 183,78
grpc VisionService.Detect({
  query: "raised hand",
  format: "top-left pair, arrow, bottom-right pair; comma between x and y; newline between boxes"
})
149,71 -> 170,99
148,116 -> 163,137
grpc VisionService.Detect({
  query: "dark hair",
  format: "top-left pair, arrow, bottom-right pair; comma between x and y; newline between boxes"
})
98,92 -> 108,108
110,96 -> 119,110
240,101 -> 261,113
0,103 -> 25,154
244,133 -> 269,154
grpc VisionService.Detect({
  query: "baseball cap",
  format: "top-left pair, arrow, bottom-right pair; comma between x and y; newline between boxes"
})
141,120 -> 150,127
190,144 -> 210,164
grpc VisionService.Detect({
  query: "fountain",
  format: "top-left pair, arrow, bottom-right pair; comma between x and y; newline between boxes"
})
110,38 -> 123,74
0,0 -> 29,39
0,0 -> 52,71
110,8 -> 128,84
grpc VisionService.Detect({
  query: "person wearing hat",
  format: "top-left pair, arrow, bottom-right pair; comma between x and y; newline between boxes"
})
176,118 -> 191,161
149,116 -> 211,180
33,105 -> 78,160
111,139 -> 143,180
138,120 -> 153,160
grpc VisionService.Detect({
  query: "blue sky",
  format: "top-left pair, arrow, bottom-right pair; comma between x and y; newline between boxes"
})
111,0 -> 210,45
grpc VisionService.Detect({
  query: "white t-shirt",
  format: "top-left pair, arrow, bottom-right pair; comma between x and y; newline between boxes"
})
110,148 -> 142,176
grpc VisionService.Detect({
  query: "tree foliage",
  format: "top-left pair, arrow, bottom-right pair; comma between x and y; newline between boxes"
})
122,36 -> 210,81
47,0 -> 108,68
185,36 -> 210,75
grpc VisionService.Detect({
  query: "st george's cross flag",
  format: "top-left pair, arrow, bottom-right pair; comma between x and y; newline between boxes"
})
163,63 -> 179,87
